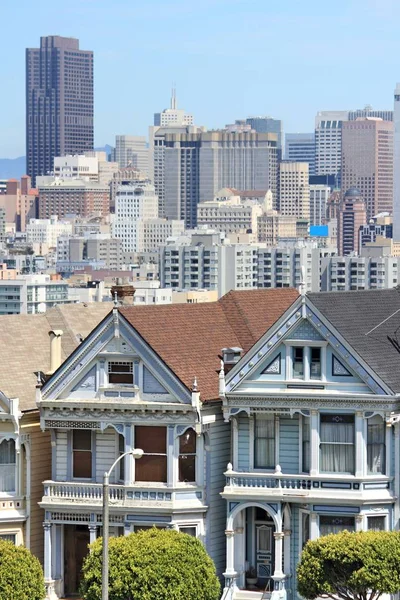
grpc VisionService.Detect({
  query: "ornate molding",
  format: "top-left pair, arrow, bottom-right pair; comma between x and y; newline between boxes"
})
225,396 -> 397,412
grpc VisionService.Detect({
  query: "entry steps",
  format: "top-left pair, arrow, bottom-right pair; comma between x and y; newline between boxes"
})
234,591 -> 271,600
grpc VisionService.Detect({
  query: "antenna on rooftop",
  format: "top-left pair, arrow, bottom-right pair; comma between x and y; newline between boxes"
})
171,83 -> 177,110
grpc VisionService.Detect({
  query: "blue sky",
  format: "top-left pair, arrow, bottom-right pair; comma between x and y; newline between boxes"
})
1,0 -> 400,157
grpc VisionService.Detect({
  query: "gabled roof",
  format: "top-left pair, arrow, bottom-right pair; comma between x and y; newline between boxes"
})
308,288 -> 400,394
119,288 -> 299,402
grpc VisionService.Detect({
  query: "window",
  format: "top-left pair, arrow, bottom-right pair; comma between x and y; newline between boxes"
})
135,426 -> 167,482
179,429 -> 196,482
0,534 -> 16,544
118,434 -> 125,482
301,513 -> 310,548
293,347 -> 304,378
179,526 -> 197,537
302,416 -> 310,473
320,414 -> 355,474
310,348 -> 321,379
0,439 -> 16,492
319,516 -> 355,536
73,430 -> 92,479
367,416 -> 386,475
254,415 -> 275,469
367,515 -> 386,531
108,361 -> 133,385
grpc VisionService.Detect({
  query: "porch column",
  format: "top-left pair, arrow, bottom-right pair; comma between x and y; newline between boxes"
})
310,512 -> 318,540
283,529 -> 291,576
355,514 -> 364,532
223,529 -> 238,590
43,522 -> 57,600
88,524 -> 97,546
310,410 -> 319,476
273,531 -> 284,579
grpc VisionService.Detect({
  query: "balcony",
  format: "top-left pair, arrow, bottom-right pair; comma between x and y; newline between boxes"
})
41,481 -> 205,511
222,469 -> 394,503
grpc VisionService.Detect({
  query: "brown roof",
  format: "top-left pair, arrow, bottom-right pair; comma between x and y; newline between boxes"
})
120,288 -> 298,402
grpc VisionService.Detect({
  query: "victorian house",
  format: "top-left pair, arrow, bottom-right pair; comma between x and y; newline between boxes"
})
221,288 -> 400,600
36,289 -> 299,599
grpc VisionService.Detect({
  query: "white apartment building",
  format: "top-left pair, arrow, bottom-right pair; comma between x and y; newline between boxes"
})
114,136 -> 149,173
0,274 -> 70,315
196,189 -> 264,235
26,215 -> 73,248
279,161 -> 310,220
153,90 -> 194,127
320,255 -> 399,291
136,218 -> 184,253
309,184 -> 331,226
315,110 -> 348,179
112,180 -> 158,253
53,153 -> 119,185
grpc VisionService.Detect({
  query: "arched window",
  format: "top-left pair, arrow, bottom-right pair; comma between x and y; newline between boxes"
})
367,415 -> 386,474
179,429 -> 196,483
0,439 -> 16,492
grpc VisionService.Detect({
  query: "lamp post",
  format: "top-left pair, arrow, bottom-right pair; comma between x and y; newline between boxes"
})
102,448 -> 144,600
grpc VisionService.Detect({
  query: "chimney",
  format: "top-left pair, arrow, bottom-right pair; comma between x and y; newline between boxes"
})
48,330 -> 63,374
111,281 -> 135,305
221,347 -> 243,374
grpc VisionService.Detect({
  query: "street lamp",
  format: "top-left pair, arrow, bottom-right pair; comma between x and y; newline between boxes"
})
102,448 -> 144,600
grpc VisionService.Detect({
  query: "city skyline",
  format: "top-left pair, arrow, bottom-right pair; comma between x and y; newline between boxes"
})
1,0 -> 400,157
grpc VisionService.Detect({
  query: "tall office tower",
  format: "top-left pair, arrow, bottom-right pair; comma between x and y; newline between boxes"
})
114,136 -> 149,172
394,85 -> 400,240
245,116 -> 283,153
285,133 -> 316,175
198,131 -> 279,206
341,118 -> 394,219
348,105 -> 393,122
315,111 -> 349,181
337,188 -> 367,255
309,184 -> 331,226
26,36 -> 94,186
154,89 -> 194,127
279,161 -> 310,220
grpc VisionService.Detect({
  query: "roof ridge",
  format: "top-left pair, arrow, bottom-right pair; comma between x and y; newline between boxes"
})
218,291 -> 257,351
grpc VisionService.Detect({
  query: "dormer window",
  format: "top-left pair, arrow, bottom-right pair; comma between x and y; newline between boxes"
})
293,347 -> 304,379
287,344 -> 325,381
310,348 -> 321,379
108,361 -> 133,385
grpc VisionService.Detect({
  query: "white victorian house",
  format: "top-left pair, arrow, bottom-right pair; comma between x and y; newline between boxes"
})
220,288 -> 400,600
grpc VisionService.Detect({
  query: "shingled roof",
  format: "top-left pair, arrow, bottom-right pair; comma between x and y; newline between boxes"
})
308,288 -> 400,394
120,288 -> 299,401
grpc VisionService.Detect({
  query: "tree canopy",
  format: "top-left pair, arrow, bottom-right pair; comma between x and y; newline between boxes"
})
297,530 -> 400,600
80,528 -> 221,600
0,539 -> 45,600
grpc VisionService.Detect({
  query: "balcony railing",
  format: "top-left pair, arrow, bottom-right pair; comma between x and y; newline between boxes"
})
42,481 -> 204,507
224,469 -> 393,496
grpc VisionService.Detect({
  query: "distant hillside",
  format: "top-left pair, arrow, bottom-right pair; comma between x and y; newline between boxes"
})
0,156 -> 26,179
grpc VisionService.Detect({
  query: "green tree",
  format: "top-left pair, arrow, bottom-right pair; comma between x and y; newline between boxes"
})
297,530 -> 400,600
0,539 -> 45,600
80,528 -> 221,600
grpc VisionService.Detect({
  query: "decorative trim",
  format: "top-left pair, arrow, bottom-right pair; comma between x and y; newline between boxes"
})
332,355 -> 352,377
262,354 -> 281,375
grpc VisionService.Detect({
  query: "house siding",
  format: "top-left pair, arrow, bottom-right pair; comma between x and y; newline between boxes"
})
95,428 -> 117,483
55,430 -> 68,481
237,414 -> 250,471
279,415 -> 299,475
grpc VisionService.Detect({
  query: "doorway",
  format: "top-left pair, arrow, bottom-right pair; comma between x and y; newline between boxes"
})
64,525 -> 90,597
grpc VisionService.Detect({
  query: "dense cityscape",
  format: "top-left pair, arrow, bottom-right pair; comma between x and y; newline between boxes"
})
2,9 -> 400,600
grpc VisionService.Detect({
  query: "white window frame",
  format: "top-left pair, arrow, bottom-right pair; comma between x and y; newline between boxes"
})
107,361 -> 134,386
365,512 -> 389,531
284,341 -> 327,382
250,413 -> 279,472
0,436 -> 17,497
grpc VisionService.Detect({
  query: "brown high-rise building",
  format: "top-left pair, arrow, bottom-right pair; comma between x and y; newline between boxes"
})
338,188 -> 367,256
26,36 -> 94,186
341,118 -> 393,219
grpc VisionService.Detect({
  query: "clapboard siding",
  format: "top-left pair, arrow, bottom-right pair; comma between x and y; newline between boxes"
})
206,413 -> 230,580
279,415 -> 299,474
237,415 -> 250,471
55,430 -> 68,481
95,428 -> 118,483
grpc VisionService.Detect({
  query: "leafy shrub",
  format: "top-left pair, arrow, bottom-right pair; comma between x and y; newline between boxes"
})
80,528 -> 221,600
0,539 -> 45,600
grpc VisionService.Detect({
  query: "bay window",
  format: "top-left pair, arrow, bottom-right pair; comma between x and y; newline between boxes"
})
367,416 -> 386,475
72,430 -> 92,479
179,429 -> 196,483
0,439 -> 15,492
254,415 -> 275,469
320,414 -> 355,474
319,516 -> 355,536
135,426 -> 167,483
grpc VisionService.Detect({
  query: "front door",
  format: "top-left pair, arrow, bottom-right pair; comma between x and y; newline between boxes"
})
256,524 -> 274,586
64,525 -> 90,597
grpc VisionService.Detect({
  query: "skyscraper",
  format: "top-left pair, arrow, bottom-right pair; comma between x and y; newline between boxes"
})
245,116 -> 283,153
279,161 -> 310,221
393,85 -> 400,240
285,133 -> 316,175
114,136 -> 148,173
154,89 -> 194,127
26,36 -> 94,185
338,188 -> 367,256
314,111 -> 348,181
341,118 -> 393,219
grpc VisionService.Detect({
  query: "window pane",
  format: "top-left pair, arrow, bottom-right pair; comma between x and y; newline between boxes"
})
320,415 -> 355,474
302,513 -> 310,548
73,430 -> 91,451
368,516 -> 385,531
109,373 -> 133,384
293,347 -> 304,378
179,429 -> 196,453
179,455 -> 196,482
179,526 -> 197,537
254,416 -> 275,469
108,362 -> 133,384
310,348 -> 321,379
367,420 -> 386,475
302,417 -> 310,473
0,534 -> 16,544
319,516 -> 355,536
119,434 -> 125,481
73,450 -> 92,478
135,427 -> 166,454
135,455 -> 167,482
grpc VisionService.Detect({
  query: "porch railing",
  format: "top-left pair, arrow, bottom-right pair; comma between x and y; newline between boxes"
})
42,480 -> 204,506
224,470 -> 393,493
